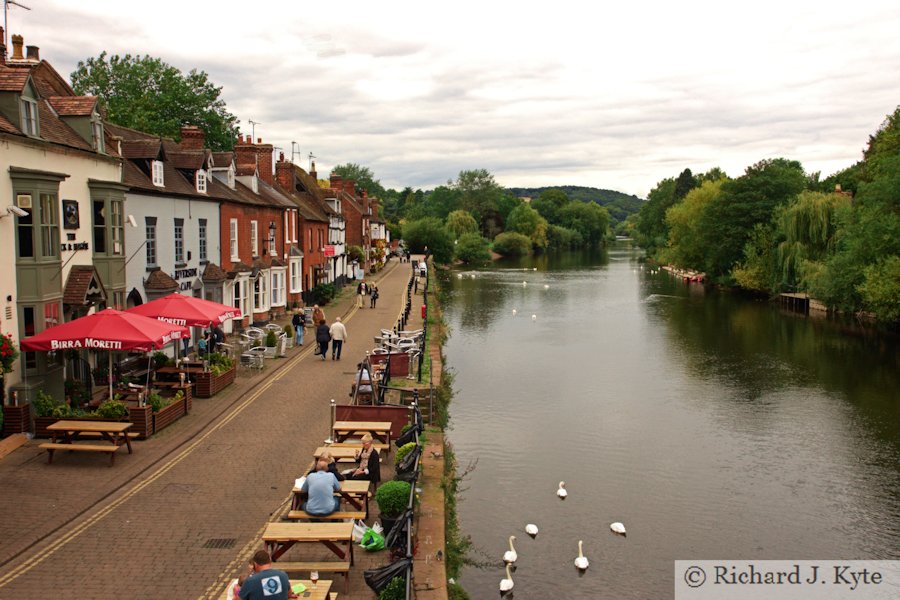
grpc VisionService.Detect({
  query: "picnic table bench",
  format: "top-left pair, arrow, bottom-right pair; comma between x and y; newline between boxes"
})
40,420 -> 134,466
218,579 -> 333,600
331,420 -> 392,445
285,509 -> 367,521
263,522 -> 354,593
291,479 -> 371,514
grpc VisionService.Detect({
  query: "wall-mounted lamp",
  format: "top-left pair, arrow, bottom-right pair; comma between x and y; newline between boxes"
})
127,214 -> 138,228
3,206 -> 29,218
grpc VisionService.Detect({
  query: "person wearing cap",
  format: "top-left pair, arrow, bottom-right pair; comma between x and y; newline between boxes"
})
348,433 -> 381,484
329,317 -> 348,361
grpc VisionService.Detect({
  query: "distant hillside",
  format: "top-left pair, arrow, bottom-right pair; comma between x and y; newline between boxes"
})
507,185 -> 645,223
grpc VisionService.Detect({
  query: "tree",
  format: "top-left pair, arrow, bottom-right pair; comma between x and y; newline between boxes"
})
634,177 -> 677,252
505,204 -> 549,250
452,169 -> 516,237
659,179 -> 724,270
401,218 -> 454,263
531,188 -> 568,223
674,168 -> 697,200
445,210 -> 479,239
558,201 -> 610,246
71,52 -> 238,150
331,163 -> 385,197
454,233 -> 491,265
491,232 -> 532,257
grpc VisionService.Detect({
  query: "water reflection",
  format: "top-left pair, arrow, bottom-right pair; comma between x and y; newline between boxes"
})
445,243 -> 899,599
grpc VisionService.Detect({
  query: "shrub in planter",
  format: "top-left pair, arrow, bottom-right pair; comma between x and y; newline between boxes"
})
378,576 -> 406,600
33,390 -> 60,418
375,480 -> 411,519
283,324 -> 294,339
148,393 -> 169,413
96,399 -> 128,420
395,442 -> 417,466
265,331 -> 278,348
152,351 -> 169,370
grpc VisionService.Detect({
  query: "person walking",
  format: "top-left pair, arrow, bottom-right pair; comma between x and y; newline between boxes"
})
329,317 -> 348,361
315,319 -> 330,361
356,280 -> 366,309
291,309 -> 305,346
312,304 -> 325,325
370,284 -> 379,308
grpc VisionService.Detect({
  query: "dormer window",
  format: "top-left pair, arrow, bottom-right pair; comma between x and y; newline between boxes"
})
251,176 -> 258,194
196,170 -> 207,193
227,168 -> 235,189
20,97 -> 38,136
91,119 -> 105,153
151,160 -> 164,186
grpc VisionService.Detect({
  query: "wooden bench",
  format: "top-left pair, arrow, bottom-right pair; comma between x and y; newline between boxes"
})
274,561 -> 351,594
325,441 -> 389,452
77,431 -> 141,440
39,442 -> 120,466
285,510 -> 366,521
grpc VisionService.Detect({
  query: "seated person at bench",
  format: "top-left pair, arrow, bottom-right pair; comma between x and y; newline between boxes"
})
355,363 -> 372,394
240,550 -> 290,600
307,450 -> 345,481
348,433 -> 381,484
301,459 -> 341,516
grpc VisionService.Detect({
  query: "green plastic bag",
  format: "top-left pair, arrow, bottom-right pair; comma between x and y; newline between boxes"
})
361,527 -> 385,552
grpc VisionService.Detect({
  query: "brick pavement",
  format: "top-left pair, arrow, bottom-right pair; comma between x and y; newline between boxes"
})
0,258 -> 424,600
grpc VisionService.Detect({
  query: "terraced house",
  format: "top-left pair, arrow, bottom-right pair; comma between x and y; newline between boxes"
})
0,31 -> 125,402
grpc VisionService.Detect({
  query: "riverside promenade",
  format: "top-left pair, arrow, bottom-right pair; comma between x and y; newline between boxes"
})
0,258 -> 424,599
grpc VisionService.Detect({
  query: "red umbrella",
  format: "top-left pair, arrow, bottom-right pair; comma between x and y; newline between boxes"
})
21,308 -> 189,399
126,293 -> 242,328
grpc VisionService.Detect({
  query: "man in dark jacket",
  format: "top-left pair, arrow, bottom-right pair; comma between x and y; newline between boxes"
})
315,319 -> 331,361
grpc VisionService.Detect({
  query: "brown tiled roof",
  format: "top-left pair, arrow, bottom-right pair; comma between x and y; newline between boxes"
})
0,68 -> 30,91
168,150 -> 207,170
36,100 -> 92,150
289,245 -> 304,257
270,257 -> 286,267
63,265 -> 107,306
144,269 -> 178,291
252,258 -> 268,271
47,96 -> 98,116
235,162 -> 257,176
28,61 -> 76,98
292,192 -> 329,222
231,262 -> 252,273
121,139 -> 163,159
0,112 -> 19,134
212,152 -> 233,167
202,262 -> 227,282
258,179 -> 295,209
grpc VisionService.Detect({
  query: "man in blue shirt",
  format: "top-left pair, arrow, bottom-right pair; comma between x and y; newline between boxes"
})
301,459 -> 341,515
239,550 -> 290,600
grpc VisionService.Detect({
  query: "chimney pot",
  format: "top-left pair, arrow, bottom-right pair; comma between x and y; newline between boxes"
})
11,34 -> 24,60
279,152 -> 285,162
26,45 -> 39,61
257,137 -> 262,144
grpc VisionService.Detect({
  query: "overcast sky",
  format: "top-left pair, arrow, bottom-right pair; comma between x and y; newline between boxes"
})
8,0 -> 900,196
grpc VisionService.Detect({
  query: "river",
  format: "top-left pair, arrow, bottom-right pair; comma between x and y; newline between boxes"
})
442,242 -> 899,599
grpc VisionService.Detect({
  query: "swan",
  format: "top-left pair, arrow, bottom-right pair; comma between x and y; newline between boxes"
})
525,524 -> 539,538
610,522 -> 626,536
522,281 -> 527,286
499,563 -> 514,593
512,309 -> 517,316
557,481 -> 567,499
457,273 -> 463,279
533,268 -> 537,271
574,540 -> 589,570
543,284 -> 549,289
531,314 -> 537,321
503,535 -> 517,564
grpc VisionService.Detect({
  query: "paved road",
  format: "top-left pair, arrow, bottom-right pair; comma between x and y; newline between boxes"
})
0,258 -> 419,599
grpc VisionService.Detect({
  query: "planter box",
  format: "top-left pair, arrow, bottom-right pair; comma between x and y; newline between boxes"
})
263,346 -> 277,359
152,393 -> 188,434
2,404 -> 31,436
193,366 -> 235,398
34,415 -> 135,438
34,406 -> 154,439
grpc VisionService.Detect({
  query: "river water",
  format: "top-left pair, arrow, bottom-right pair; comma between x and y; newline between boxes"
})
442,242 -> 898,599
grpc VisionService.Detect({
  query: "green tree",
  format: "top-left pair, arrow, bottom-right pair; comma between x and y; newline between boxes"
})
491,232 -> 532,256
659,179 -> 724,269
558,201 -> 610,246
857,256 -> 900,322
634,177 -> 677,252
546,224 -> 583,249
454,232 -> 491,265
331,163 -> 385,197
452,169 -> 518,237
71,52 -> 238,150
402,218 -> 454,263
505,204 -> 549,249
445,210 -> 479,239
674,168 -> 697,200
531,188 -> 568,223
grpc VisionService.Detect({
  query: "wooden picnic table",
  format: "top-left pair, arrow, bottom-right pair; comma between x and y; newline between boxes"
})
155,366 -> 205,376
42,420 -> 134,466
262,522 -> 354,564
291,478 -> 370,514
314,446 -> 359,461
332,420 -> 392,445
217,578 -> 331,600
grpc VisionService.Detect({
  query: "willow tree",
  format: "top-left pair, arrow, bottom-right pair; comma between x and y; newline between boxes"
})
775,191 -> 850,289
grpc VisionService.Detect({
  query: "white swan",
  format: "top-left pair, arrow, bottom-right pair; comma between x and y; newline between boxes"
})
525,523 -> 539,538
543,284 -> 549,289
522,281 -> 527,286
500,563 -> 514,593
557,481 -> 567,499
610,522 -> 626,536
531,314 -> 537,321
574,540 -> 589,570
457,273 -> 463,279
503,535 -> 517,564
512,308 -> 517,316
533,268 -> 537,271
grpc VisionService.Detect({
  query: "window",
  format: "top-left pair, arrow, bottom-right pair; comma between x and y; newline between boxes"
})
198,219 -> 208,263
110,200 -> 123,255
152,160 -> 164,186
146,217 -> 157,266
253,273 -> 269,312
268,223 -> 276,256
22,306 -> 37,370
174,218 -> 184,264
92,119 -> 104,152
284,212 -> 290,244
289,258 -> 301,294
308,229 -> 313,252
233,278 -> 247,318
39,194 -> 59,258
93,200 -> 106,253
271,270 -> 285,307
227,168 -> 235,189
250,220 -> 258,257
229,219 -> 239,261
196,170 -> 207,193
16,204 -> 34,258
293,211 -> 298,243
20,97 -> 38,136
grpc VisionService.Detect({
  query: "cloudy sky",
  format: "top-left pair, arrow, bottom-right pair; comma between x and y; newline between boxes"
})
8,0 -> 900,196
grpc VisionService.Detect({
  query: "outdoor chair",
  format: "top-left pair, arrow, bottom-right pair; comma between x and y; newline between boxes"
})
264,323 -> 283,333
240,346 -> 266,372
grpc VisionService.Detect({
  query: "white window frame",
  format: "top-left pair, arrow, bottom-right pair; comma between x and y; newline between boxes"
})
284,212 -> 290,244
229,218 -> 239,261
291,210 -> 298,243
232,275 -> 248,319
174,219 -> 184,264
152,160 -> 165,186
271,268 -> 286,307
91,118 -> 105,152
289,257 -> 302,294
196,170 -> 207,193
198,219 -> 208,263
250,220 -> 258,257
20,97 -> 38,136
227,168 -> 235,189
146,220 -> 157,266
267,224 -> 276,256
253,272 -> 269,313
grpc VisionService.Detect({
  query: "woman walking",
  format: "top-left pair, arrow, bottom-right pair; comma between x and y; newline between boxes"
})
315,319 -> 331,361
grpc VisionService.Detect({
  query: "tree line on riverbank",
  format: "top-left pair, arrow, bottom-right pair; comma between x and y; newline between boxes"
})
628,107 -> 900,324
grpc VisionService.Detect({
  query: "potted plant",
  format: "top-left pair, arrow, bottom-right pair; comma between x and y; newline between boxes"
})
282,324 -> 294,349
151,351 -> 169,370
395,442 -> 417,466
194,352 -> 236,397
95,399 -> 128,420
375,480 -> 411,533
264,330 -> 278,358
378,576 -> 406,600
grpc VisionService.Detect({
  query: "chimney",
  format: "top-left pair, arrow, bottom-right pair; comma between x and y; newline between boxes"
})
362,189 -> 370,213
330,173 -> 342,190
342,179 -> 356,196
26,45 -> 40,61
310,161 -> 318,181
179,125 -> 205,150
371,196 -> 379,218
234,135 -> 257,172
275,152 -> 294,190
254,137 -> 274,185
0,27 -> 6,65
11,34 -> 24,60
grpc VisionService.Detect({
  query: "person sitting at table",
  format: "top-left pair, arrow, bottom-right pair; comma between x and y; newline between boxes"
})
348,433 -> 381,484
301,458 -> 341,516
239,549 -> 290,600
307,450 -> 345,481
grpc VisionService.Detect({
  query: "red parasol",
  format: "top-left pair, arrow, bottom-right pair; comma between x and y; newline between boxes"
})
20,308 -> 189,399
126,293 -> 242,328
